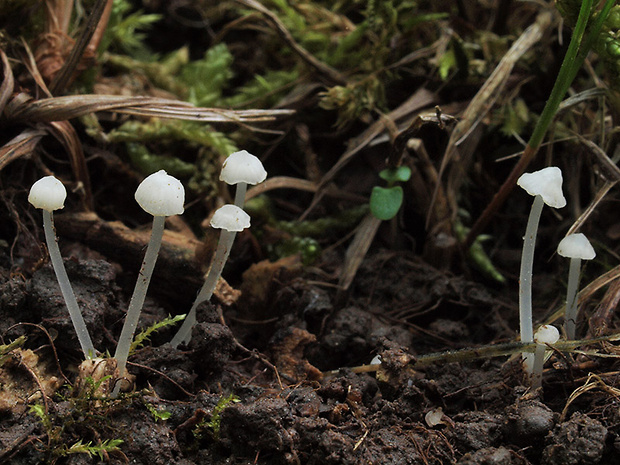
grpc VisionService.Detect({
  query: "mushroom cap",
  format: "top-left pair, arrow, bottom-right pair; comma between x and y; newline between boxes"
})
211,204 -> 251,232
534,324 -> 560,344
28,176 -> 67,211
219,150 -> 267,185
517,166 -> 566,208
135,170 -> 185,216
557,233 -> 596,260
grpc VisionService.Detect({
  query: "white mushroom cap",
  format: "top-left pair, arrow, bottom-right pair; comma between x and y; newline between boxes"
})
517,166 -> 566,208
28,176 -> 67,211
534,325 -> 560,344
557,233 -> 596,260
219,150 -> 267,185
211,204 -> 251,232
135,170 -> 185,216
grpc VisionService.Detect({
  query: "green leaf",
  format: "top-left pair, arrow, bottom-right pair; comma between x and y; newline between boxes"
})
379,166 -> 412,184
370,186 -> 403,220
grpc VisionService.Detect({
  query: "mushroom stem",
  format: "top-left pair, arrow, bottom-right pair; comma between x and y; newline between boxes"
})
564,257 -> 582,340
171,229 -> 237,348
519,194 -> 544,372
530,343 -> 547,390
530,324 -> 559,389
42,210 -> 96,359
234,182 -> 248,208
114,215 -> 166,381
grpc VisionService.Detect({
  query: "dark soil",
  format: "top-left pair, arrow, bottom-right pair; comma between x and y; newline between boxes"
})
0,245 -> 618,464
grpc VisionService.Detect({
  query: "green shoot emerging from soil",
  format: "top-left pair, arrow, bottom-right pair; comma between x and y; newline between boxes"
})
193,394 -> 241,441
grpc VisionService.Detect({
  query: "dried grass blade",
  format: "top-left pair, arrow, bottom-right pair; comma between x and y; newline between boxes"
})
246,176 -> 365,203
338,213 -> 382,292
7,94 -> 293,124
246,177 -> 318,201
18,39 -> 53,98
0,129 -> 46,172
330,332 -> 620,378
120,106 -> 294,124
0,49 -> 14,115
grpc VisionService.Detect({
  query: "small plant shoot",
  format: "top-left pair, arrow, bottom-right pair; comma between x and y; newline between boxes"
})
370,166 -> 411,221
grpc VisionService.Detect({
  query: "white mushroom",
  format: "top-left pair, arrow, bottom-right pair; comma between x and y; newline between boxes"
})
531,325 -> 560,389
220,150 -> 267,207
29,176 -> 96,359
28,176 -> 67,211
557,233 -> 595,340
210,204 -> 251,231
113,170 -> 185,395
516,166 -> 566,373
171,204 -> 250,348
517,167 -> 567,209
134,170 -> 185,216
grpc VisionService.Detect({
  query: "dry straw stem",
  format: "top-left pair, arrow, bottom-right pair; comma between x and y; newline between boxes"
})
0,50 -> 14,112
324,331 -> 620,378
246,176 -> 365,203
6,94 -> 294,124
338,213 -> 382,292
0,130 -> 46,172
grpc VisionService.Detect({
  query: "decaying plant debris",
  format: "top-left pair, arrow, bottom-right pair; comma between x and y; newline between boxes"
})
1,0 -> 620,463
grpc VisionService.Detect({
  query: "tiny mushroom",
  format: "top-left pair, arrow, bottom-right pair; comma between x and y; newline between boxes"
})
220,150 -> 267,207
516,166 -> 566,373
171,204 -> 250,348
113,170 -> 184,396
557,233 -> 596,340
29,176 -> 96,359
531,324 -> 560,390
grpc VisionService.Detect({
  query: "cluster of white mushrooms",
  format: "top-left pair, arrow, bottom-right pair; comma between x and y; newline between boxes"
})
28,150 -> 266,396
516,166 -> 596,388
28,160 -> 596,394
